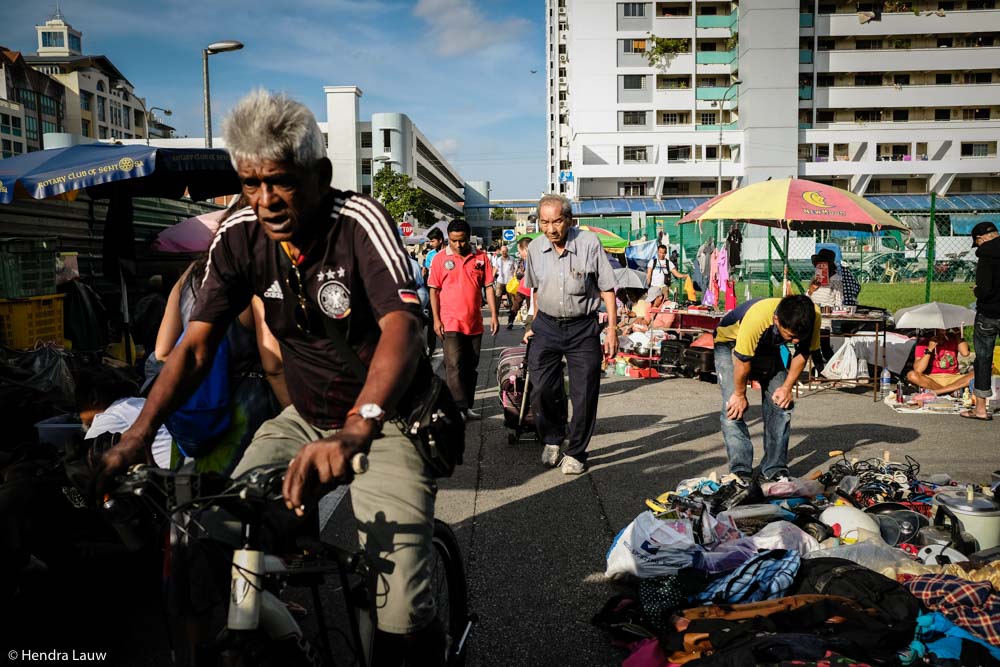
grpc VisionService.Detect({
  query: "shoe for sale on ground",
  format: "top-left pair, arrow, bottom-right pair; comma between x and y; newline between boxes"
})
561,455 -> 586,475
463,409 -> 481,421
541,444 -> 561,467
710,474 -> 763,513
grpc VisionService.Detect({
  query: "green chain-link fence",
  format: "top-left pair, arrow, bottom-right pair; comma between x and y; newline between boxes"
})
578,201 -> 997,315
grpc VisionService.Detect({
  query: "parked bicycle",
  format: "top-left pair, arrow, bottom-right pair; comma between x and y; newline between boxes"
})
105,459 -> 474,666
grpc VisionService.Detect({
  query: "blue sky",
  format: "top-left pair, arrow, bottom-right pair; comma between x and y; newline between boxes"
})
3,0 -> 547,199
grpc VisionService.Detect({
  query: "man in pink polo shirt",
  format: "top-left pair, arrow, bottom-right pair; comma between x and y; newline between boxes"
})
429,219 -> 500,420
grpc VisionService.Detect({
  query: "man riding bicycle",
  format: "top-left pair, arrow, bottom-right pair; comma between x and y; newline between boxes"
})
98,90 -> 446,665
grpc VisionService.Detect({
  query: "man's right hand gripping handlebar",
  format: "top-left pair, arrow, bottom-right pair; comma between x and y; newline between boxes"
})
283,415 -> 374,517
94,429 -> 154,498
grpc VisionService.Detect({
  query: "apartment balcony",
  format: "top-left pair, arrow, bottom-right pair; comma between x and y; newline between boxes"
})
799,49 -> 813,64
815,46 -> 1000,73
649,52 -> 696,74
696,49 -> 737,65
696,122 -> 739,131
654,87 -> 696,107
800,153 -> 1000,178
799,13 -> 814,28
653,16 -> 695,37
799,85 -> 813,100
696,12 -> 737,29
815,9 -> 998,37
572,160 -> 743,180
815,83 -> 1000,109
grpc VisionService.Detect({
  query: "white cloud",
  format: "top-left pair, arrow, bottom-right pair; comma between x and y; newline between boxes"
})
413,0 -> 531,56
436,137 -> 460,155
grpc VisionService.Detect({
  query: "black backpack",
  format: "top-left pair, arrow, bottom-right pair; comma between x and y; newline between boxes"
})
790,557 -> 921,648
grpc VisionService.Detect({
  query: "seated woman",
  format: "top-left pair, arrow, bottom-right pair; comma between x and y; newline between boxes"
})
905,329 -> 974,396
806,248 -> 844,309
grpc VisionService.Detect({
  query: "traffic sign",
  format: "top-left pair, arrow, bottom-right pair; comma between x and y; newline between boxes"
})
400,221 -> 413,236
559,170 -> 574,183
502,229 -> 516,242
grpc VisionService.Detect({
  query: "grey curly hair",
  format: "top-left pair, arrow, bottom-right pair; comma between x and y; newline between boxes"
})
222,89 -> 325,169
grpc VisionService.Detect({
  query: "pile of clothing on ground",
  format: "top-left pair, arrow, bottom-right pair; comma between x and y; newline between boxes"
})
595,457 -> 1000,666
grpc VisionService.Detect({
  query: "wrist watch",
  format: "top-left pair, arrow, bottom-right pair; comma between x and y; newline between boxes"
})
347,403 -> 386,432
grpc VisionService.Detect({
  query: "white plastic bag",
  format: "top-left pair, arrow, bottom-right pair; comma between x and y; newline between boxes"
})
749,520 -> 821,553
822,341 -> 868,380
605,511 -> 700,579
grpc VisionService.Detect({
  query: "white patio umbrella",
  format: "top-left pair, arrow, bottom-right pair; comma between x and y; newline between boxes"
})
893,302 -> 977,330
614,267 -> 647,290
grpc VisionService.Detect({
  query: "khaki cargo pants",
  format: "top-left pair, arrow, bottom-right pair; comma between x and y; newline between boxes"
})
231,404 -> 437,634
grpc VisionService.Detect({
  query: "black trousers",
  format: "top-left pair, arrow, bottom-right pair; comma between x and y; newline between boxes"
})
528,312 -> 603,463
442,331 -> 483,411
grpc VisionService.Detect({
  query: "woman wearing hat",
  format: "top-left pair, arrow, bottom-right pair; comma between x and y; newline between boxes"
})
807,247 -> 844,309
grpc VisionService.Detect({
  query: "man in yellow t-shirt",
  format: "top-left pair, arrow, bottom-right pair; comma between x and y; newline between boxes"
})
714,295 -> 821,482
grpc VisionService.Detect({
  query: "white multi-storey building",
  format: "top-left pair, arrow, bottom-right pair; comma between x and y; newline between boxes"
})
546,0 -> 1000,199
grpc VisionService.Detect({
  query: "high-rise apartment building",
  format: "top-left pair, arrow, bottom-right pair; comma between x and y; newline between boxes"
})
546,0 -> 1000,199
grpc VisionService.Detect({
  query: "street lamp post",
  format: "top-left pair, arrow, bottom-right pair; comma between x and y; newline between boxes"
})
202,40 -> 244,148
715,78 -> 742,241
146,106 -> 172,145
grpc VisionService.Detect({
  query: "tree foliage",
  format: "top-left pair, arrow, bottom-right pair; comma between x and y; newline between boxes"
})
372,165 -> 435,228
491,207 -> 515,221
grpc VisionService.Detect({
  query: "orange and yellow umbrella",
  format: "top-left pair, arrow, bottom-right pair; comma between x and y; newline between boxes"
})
678,178 -> 908,232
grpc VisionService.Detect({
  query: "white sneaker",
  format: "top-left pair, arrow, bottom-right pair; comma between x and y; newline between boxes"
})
560,455 -> 586,475
463,409 -> 481,421
541,444 -> 561,467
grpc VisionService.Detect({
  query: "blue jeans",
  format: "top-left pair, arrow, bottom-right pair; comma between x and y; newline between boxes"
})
714,342 -> 793,479
972,312 -> 1000,398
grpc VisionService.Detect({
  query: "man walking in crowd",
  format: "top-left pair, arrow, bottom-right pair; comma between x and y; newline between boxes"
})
506,236 -> 532,330
714,295 -> 821,482
963,221 -> 1000,421
492,244 -> 517,310
524,194 -> 617,474
645,244 -> 688,306
99,90 -> 449,664
422,227 -> 445,354
429,219 -> 499,421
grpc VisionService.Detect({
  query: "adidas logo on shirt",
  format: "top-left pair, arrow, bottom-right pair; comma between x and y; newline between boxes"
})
263,280 -> 283,300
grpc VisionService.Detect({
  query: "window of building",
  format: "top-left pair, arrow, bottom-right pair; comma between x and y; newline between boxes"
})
818,3 -> 836,12
80,91 -> 92,111
658,76 -> 689,89
966,0 -> 996,8
892,109 -> 909,122
69,33 -> 81,51
361,184 -> 372,195
698,77 -> 717,87
963,108 -> 991,120
122,106 -> 131,129
856,39 -> 882,50
891,179 -> 908,193
957,178 -> 973,193
41,120 -> 57,135
700,181 -> 717,194
97,96 -> 106,122
705,146 -> 719,160
559,114 -> 567,124
559,160 -> 572,171
935,108 -> 951,121
817,74 -> 835,87
623,145 -> 648,162
17,89 -> 36,110
25,116 -> 38,141
936,73 -> 952,85
938,1 -> 955,8
854,73 -> 882,86
893,74 -> 910,86
559,90 -> 567,101
868,180 -> 882,194
621,181 -> 647,196
937,37 -> 953,48
81,119 -> 90,137
360,131 -> 372,148
700,42 -> 718,52
700,112 -> 717,125
361,158 -> 372,175
622,75 -> 646,90
817,110 -> 835,122
798,144 -> 813,161
622,39 -> 647,53
961,142 -> 990,156
667,146 -> 691,161
1,139 -> 11,158
964,72 -> 993,84
382,128 -> 391,150
96,80 -> 106,92
855,109 -> 880,122
817,38 -> 835,51
98,125 -> 108,139
660,112 -> 683,125
0,114 -> 9,135
623,110 -> 647,125
623,2 -> 646,16
662,181 -> 681,195
42,31 -> 65,47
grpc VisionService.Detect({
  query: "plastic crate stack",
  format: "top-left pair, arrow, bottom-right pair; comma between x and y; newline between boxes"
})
0,238 -> 64,349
